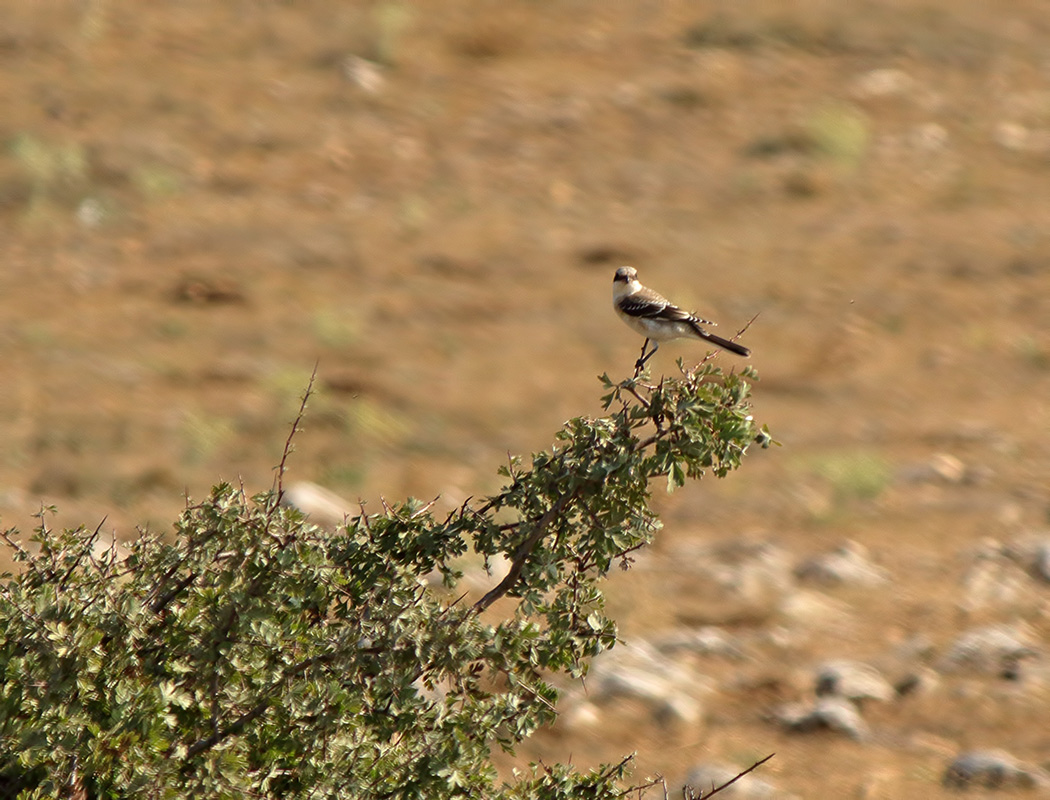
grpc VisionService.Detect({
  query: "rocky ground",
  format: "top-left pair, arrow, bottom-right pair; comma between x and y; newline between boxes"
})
2,1 -> 1049,796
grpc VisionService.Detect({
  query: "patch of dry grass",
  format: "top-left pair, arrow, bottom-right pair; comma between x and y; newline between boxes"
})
1,1 -> 1049,795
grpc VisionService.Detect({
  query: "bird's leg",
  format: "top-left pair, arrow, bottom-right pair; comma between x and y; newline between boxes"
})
634,339 -> 658,375
634,339 -> 650,373
640,340 -> 659,366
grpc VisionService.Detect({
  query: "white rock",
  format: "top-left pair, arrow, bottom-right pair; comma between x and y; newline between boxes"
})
581,640 -> 709,726
777,589 -> 852,628
559,699 -> 601,731
342,55 -> 385,94
1003,532 -> 1050,583
281,481 -> 355,526
943,749 -> 1050,790
774,696 -> 869,741
993,121 -> 1050,154
814,660 -> 895,704
851,68 -> 915,99
959,541 -> 1033,613
938,624 -> 1039,675
794,541 -> 890,587
654,626 -> 746,660
910,123 -> 949,152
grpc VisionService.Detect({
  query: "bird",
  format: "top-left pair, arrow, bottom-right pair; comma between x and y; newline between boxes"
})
612,266 -> 750,370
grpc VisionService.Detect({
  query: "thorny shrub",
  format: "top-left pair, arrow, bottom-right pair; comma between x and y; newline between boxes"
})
0,364 -> 770,799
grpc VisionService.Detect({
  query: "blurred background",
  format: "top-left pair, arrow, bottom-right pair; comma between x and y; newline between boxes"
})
2,1 -> 1049,795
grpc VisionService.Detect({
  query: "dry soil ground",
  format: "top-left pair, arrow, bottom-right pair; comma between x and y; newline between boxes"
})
2,1 -> 1050,796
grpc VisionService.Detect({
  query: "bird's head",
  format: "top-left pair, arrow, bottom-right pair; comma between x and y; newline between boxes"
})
613,266 -> 638,284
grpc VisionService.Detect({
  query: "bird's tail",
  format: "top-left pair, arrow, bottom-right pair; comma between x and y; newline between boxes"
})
691,322 -> 751,357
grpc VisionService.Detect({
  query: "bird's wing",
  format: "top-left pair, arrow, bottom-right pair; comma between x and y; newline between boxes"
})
618,290 -> 693,322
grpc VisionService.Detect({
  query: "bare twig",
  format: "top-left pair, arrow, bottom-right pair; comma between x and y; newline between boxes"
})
684,753 -> 775,798
0,529 -> 38,572
734,310 -> 761,342
57,517 -> 107,590
269,362 -> 318,514
626,773 -> 668,800
682,311 -> 760,376
472,489 -> 579,613
409,496 -> 440,520
597,753 -> 635,783
623,383 -> 651,411
634,428 -> 669,452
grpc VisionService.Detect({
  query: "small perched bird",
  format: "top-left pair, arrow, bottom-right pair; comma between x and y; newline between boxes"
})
613,266 -> 750,369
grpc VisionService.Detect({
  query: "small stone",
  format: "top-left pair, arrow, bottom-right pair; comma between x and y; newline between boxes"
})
993,121 -> 1050,154
893,667 -> 940,698
938,624 -> 1039,676
851,68 -> 915,99
994,121 -> 1030,151
281,481 -> 355,527
794,541 -> 890,587
342,55 -> 385,94
958,540 -> 1032,613
1003,533 -> 1050,583
943,749 -> 1050,790
895,453 -> 974,485
1036,541 -> 1050,583
654,626 -> 746,660
76,197 -> 106,228
559,699 -> 601,731
171,275 -> 247,305
929,453 -> 966,483
774,696 -> 869,741
777,590 -> 852,628
814,660 -> 895,704
583,640 -> 709,727
910,123 -> 949,152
